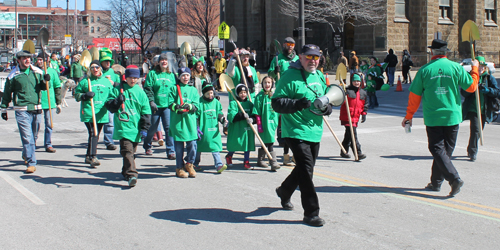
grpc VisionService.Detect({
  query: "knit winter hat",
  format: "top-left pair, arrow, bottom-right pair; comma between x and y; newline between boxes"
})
236,84 -> 247,95
352,74 -> 361,82
202,84 -> 215,95
125,65 -> 140,78
178,67 -> 191,77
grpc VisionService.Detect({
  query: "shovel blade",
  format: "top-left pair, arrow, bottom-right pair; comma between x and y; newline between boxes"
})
80,50 -> 92,68
461,20 -> 480,42
219,73 -> 235,90
180,42 -> 191,56
273,39 -> 283,55
37,27 -> 49,47
22,40 -> 35,54
230,26 -> 238,43
90,47 -> 100,61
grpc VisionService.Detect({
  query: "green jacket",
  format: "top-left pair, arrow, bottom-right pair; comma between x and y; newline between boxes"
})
254,90 -> 278,143
167,82 -> 200,142
41,67 -> 62,109
75,74 -> 113,123
409,57 -> 474,126
108,83 -> 151,142
229,62 -> 259,92
268,53 -> 299,80
70,62 -> 85,78
227,99 -> 256,152
144,70 -> 177,108
272,63 -> 328,143
101,68 -> 120,85
196,97 -> 223,152
50,59 -> 61,74
1,66 -> 44,111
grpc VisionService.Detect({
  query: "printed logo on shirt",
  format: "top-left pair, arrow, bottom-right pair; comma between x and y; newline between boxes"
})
308,82 -> 322,94
430,69 -> 451,80
435,87 -> 449,95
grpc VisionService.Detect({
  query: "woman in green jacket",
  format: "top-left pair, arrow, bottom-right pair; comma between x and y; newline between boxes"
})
74,60 -> 113,167
226,84 -> 257,169
254,76 -> 280,170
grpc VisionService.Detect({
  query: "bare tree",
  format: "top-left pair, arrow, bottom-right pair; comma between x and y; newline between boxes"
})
48,15 -> 92,51
125,0 -> 175,58
177,0 -> 219,59
100,0 -> 131,63
280,0 -> 386,47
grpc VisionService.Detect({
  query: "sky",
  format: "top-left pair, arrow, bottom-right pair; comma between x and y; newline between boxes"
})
36,0 -> 109,11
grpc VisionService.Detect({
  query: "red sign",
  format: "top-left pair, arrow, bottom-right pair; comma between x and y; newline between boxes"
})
88,38 -> 141,51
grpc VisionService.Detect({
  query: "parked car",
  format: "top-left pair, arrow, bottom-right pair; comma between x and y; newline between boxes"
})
461,58 -> 496,74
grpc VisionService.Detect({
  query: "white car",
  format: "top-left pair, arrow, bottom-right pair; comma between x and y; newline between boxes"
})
461,58 -> 496,74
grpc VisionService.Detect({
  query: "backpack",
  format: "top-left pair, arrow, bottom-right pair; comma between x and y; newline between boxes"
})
490,97 -> 500,112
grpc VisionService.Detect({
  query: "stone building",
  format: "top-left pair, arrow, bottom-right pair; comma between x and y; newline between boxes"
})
225,0 -> 500,68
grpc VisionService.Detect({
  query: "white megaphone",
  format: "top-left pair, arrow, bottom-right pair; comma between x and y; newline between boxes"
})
313,84 -> 345,111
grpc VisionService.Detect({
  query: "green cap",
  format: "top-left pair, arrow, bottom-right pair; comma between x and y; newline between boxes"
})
99,47 -> 115,65
352,74 -> 361,82
475,56 -> 487,65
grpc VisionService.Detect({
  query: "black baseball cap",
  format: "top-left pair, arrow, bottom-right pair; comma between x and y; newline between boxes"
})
301,44 -> 321,56
428,39 -> 449,50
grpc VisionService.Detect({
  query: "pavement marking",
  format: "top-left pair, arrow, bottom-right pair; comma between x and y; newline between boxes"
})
0,171 -> 45,205
281,167 -> 500,222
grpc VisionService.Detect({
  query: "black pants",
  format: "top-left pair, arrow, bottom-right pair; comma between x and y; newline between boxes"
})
426,125 -> 460,186
279,138 -> 320,217
120,139 -> 138,179
342,126 -> 362,154
84,122 -> 105,157
402,66 -> 410,83
466,112 -> 486,158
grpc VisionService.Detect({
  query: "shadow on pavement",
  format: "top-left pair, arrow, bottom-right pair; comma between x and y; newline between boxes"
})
21,172 -> 126,189
150,206 -> 301,225
316,185 -> 452,200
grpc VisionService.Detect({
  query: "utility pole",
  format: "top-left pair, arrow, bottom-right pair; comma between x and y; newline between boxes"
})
66,0 -> 69,35
298,0 -> 305,47
15,0 -> 17,49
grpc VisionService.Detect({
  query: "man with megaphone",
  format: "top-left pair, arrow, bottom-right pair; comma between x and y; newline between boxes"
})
271,44 -> 338,227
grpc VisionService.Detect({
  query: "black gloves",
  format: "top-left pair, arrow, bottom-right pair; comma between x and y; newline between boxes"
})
320,104 -> 333,116
274,65 -> 281,75
44,74 -> 50,82
116,94 -> 125,105
361,115 -> 366,123
150,101 -> 158,113
1,112 -> 7,121
233,112 -> 246,122
295,97 -> 311,111
80,91 -> 95,101
218,114 -> 226,125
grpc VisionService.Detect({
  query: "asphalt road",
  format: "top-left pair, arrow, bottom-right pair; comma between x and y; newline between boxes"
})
1,73 -> 500,249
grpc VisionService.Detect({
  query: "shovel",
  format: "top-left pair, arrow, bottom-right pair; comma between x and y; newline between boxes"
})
461,20 -> 483,145
229,26 -> 252,102
273,39 -> 282,80
80,50 -> 98,136
219,74 -> 272,161
36,28 -> 54,129
118,84 -> 130,122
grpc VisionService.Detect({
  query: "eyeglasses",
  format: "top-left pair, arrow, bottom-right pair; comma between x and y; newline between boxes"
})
305,55 -> 320,60
90,66 -> 100,69
285,42 -> 295,47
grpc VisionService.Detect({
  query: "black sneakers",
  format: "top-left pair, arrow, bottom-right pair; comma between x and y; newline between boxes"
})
425,183 -> 441,192
449,178 -> 464,197
275,187 -> 294,210
303,216 -> 325,227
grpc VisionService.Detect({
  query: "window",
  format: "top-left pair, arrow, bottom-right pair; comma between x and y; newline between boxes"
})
97,27 -> 100,32
394,0 -> 409,22
91,16 -> 94,23
97,16 -> 100,22
439,0 -> 453,24
485,0 -> 497,25
91,27 -> 94,33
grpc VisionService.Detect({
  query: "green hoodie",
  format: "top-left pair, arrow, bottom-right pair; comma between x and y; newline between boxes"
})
196,97 -> 224,152
144,69 -> 177,108
75,74 -> 113,123
108,83 -> 151,142
167,82 -> 200,142
254,90 -> 278,143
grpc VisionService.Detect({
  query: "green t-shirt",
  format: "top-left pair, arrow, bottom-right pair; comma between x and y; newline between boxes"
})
75,75 -> 113,123
101,68 -> 120,85
268,53 -> 299,80
167,83 -> 200,142
108,83 -> 151,142
273,68 -> 327,143
409,57 -> 474,126
227,100 -> 257,152
41,68 -> 61,109
254,90 -> 278,143
196,97 -> 224,152
144,70 -> 177,108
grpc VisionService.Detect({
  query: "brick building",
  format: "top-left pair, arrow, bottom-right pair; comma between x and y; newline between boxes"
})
225,0 -> 500,68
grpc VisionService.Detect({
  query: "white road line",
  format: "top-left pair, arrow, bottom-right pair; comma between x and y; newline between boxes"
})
0,171 -> 45,205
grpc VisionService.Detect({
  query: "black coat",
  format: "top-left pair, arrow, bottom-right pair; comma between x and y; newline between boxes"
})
461,73 -> 500,123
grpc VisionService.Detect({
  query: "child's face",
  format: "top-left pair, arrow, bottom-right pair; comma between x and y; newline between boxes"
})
263,78 -> 272,91
238,90 -> 248,100
352,80 -> 361,88
204,90 -> 214,99
360,61 -> 366,66
180,74 -> 190,84
126,77 -> 138,87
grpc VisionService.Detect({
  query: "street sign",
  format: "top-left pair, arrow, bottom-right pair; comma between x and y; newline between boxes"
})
218,40 -> 224,49
218,22 -> 230,40
65,34 -> 72,45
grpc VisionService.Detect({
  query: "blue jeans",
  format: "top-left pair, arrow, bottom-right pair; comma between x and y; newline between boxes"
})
227,151 -> 250,162
143,108 -> 175,155
174,140 -> 197,169
43,109 -> 54,148
15,110 -> 42,166
103,112 -> 115,146
194,151 -> 223,168
387,67 -> 396,85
